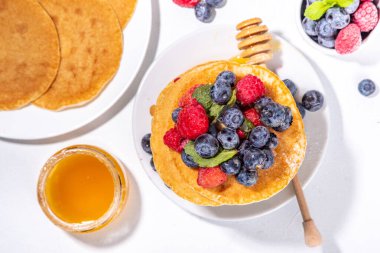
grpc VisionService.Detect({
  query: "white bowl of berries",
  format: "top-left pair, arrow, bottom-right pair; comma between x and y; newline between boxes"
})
297,0 -> 380,56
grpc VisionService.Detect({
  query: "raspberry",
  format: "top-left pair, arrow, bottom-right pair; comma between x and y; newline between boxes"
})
244,108 -> 262,126
236,75 -> 266,106
163,127 -> 183,152
237,129 -> 247,139
173,0 -> 200,8
197,166 -> 227,188
179,84 -> 202,107
177,103 -> 209,140
353,2 -> 379,32
335,24 -> 362,55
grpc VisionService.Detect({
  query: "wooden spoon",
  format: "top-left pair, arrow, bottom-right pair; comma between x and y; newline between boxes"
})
236,18 -> 322,247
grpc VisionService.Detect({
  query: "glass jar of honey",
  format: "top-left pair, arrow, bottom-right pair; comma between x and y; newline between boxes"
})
37,145 -> 128,233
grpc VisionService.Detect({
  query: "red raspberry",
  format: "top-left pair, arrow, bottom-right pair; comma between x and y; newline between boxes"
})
177,103 -> 209,140
236,75 -> 266,106
353,2 -> 379,32
163,127 -> 183,152
179,84 -> 202,107
197,167 -> 227,188
173,0 -> 200,8
335,24 -> 362,55
244,108 -> 262,126
237,129 -> 247,139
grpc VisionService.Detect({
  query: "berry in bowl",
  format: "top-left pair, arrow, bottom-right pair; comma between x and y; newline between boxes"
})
298,0 -> 380,55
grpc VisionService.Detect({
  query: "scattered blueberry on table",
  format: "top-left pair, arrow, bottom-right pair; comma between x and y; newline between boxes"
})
358,79 -> 376,97
172,0 -> 227,23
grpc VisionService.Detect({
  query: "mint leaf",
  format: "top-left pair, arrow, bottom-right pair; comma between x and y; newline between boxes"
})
240,119 -> 254,133
209,90 -> 236,119
336,0 -> 354,7
192,84 -> 213,110
209,103 -> 224,118
184,142 -> 237,167
304,1 -> 333,20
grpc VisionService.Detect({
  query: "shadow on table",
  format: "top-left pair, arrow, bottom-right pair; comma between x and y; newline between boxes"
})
0,0 -> 161,145
204,51 -> 355,253
69,163 -> 141,247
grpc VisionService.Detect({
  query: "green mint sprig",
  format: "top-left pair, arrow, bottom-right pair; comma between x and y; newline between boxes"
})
304,0 -> 354,21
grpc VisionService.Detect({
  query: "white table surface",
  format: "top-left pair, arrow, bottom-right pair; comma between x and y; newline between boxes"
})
1,0 -> 380,252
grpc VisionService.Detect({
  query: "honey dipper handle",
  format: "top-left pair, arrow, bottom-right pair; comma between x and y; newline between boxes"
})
292,175 -> 322,247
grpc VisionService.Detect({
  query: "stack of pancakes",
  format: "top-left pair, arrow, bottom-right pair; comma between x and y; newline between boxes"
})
151,61 -> 307,206
0,0 -> 137,111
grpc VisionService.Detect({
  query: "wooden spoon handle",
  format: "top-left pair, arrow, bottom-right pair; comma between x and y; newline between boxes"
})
292,175 -> 322,247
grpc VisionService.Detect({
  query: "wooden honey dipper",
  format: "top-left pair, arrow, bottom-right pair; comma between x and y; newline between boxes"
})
236,18 -> 273,65
235,18 -> 322,247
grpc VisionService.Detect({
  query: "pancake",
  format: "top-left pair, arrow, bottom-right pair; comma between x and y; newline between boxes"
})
0,0 -> 60,110
108,0 -> 137,28
151,61 -> 306,206
34,0 -> 123,111
151,62 -> 224,206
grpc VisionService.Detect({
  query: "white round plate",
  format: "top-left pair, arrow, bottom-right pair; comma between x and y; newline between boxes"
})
0,0 -> 152,140
133,25 -> 330,221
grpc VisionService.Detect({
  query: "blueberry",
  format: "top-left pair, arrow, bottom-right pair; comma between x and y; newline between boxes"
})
216,71 -> 236,87
236,168 -> 258,187
265,132 -> 278,149
211,80 -> 232,105
283,79 -> 297,97
172,108 -> 182,123
302,18 -> 318,37
238,140 -> 256,159
260,102 -> 286,128
296,102 -> 306,118
318,36 -> 335,49
358,79 -> 376,97
221,107 -> 244,129
221,156 -> 241,175
150,158 -> 156,172
249,126 -> 270,148
208,123 -> 219,138
302,90 -> 324,112
243,149 -> 266,171
273,106 -> 293,132
217,127 -> 240,150
316,18 -> 337,38
205,0 -> 226,8
345,0 -> 360,14
261,149 -> 274,170
181,150 -> 199,168
194,134 -> 219,158
195,2 -> 215,23
254,96 -> 273,111
325,7 -> 350,29
141,133 -> 152,154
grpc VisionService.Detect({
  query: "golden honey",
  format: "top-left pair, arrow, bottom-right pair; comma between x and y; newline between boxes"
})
37,145 -> 127,233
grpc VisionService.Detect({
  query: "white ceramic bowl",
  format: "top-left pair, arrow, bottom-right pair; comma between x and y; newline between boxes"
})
296,0 -> 380,57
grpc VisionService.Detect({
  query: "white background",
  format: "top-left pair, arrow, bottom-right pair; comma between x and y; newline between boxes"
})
1,0 -> 380,252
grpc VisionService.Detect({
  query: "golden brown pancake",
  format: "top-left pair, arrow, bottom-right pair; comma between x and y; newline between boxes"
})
0,0 -> 60,110
108,0 -> 137,28
151,62 -> 224,206
34,0 -> 123,111
151,61 -> 306,206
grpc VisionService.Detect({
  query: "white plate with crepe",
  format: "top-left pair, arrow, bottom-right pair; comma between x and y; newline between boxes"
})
133,25 -> 330,221
0,0 -> 151,140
